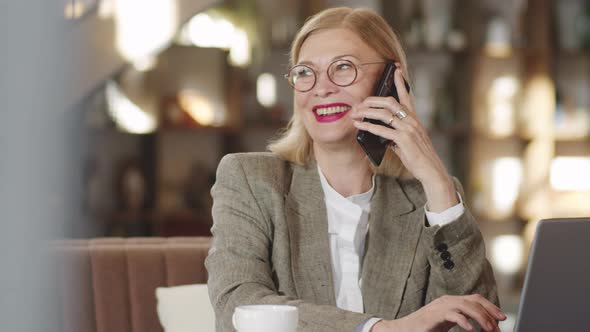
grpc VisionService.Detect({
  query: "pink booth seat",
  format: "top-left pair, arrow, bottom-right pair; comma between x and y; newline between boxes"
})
52,237 -> 212,332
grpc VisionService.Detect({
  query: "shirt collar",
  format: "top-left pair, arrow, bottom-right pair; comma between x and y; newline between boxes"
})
317,164 -> 375,210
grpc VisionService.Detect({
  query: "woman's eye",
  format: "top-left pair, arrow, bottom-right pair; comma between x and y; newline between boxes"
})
295,67 -> 313,77
335,62 -> 353,71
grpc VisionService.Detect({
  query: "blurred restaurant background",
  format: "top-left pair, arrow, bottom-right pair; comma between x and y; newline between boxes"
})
2,0 -> 590,331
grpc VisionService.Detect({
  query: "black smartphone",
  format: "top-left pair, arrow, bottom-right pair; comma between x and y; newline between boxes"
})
356,63 -> 410,166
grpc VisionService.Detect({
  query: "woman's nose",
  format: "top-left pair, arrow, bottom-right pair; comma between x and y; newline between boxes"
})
313,73 -> 338,97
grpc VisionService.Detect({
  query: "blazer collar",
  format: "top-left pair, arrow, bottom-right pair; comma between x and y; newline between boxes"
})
285,159 -> 423,313
361,175 -> 425,318
285,159 -> 336,305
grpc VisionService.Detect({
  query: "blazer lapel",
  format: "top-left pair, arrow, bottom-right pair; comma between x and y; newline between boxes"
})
361,175 -> 425,318
285,160 -> 336,305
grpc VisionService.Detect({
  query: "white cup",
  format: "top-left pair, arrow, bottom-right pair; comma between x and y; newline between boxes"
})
232,305 -> 298,332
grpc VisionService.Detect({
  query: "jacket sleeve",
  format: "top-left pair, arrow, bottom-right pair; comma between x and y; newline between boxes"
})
205,154 -> 373,332
419,178 -> 499,330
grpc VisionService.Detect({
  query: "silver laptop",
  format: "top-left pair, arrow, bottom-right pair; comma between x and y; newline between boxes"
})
515,217 -> 590,332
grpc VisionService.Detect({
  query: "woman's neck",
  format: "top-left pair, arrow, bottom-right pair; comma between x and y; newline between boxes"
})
313,142 -> 374,197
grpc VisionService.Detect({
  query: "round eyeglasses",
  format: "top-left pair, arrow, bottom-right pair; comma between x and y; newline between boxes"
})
284,59 -> 388,92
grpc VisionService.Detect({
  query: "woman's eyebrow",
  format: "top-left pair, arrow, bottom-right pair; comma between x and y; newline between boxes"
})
297,54 -> 360,66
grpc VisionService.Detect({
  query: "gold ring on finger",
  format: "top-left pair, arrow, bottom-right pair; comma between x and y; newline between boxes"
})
387,117 -> 395,127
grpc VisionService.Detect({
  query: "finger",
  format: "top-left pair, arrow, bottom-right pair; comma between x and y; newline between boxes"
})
352,119 -> 400,142
350,106 -> 396,125
352,107 -> 413,131
456,300 -> 498,332
474,301 -> 501,332
360,97 -> 419,126
469,294 -> 506,321
394,67 -> 412,108
363,95 -> 401,111
361,96 -> 414,119
354,120 -> 426,165
444,311 -> 473,331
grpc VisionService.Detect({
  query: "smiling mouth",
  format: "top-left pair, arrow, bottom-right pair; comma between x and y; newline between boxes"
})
313,105 -> 351,116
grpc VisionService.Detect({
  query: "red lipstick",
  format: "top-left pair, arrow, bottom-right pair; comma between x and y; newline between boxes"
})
312,103 -> 351,123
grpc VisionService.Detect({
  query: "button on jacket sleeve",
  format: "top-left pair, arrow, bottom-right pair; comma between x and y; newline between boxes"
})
397,178 -> 499,321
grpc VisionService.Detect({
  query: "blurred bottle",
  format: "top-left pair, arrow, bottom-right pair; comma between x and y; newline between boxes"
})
421,0 -> 453,50
582,2 -> 590,49
556,0 -> 589,51
434,73 -> 456,131
446,4 -> 466,52
405,1 -> 424,49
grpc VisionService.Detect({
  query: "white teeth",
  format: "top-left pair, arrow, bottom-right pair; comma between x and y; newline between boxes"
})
315,105 -> 350,116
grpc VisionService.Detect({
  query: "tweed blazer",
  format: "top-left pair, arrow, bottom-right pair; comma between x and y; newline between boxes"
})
205,152 -> 498,332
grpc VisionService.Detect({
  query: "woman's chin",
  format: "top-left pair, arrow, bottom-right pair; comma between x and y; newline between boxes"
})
311,133 -> 359,149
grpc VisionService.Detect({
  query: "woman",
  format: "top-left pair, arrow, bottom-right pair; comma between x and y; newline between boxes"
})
206,7 -> 503,332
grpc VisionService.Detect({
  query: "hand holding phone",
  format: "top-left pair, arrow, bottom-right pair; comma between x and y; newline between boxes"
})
356,63 -> 411,166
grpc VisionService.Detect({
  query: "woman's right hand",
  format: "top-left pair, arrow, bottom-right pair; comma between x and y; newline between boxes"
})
372,294 -> 506,332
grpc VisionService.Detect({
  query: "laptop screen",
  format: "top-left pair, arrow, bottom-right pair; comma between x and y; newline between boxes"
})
515,218 -> 590,332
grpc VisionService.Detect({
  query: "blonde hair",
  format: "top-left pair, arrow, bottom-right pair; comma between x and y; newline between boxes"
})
267,7 -> 411,178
